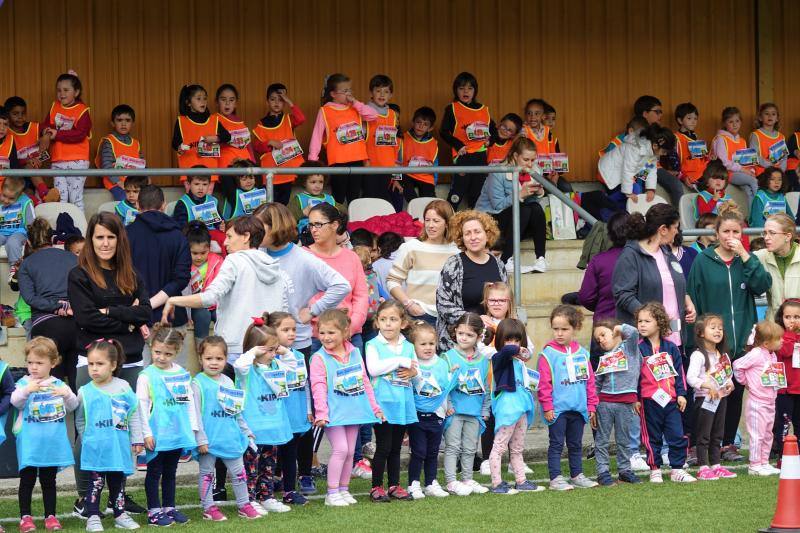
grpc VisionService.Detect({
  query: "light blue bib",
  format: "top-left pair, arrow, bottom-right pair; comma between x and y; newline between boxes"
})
237,362 -> 292,445
277,350 -> 311,434
412,356 -> 453,414
313,348 -> 379,427
80,381 -> 138,474
13,376 -> 73,470
367,338 -> 418,425
141,365 -> 196,460
194,373 -> 248,459
492,359 -> 534,431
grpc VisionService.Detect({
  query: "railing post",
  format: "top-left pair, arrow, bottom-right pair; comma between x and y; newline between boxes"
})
511,170 -> 523,319
266,173 -> 274,203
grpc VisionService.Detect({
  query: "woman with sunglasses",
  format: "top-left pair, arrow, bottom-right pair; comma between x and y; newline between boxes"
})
753,212 -> 800,320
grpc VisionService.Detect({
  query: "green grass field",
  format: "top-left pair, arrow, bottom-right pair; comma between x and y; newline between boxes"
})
0,461 -> 780,533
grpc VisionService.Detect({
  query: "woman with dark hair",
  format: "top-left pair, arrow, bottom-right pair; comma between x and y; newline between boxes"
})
579,212 -> 630,327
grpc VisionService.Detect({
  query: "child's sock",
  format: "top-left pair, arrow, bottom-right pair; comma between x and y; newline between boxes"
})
163,506 -> 175,512
338,486 -> 349,493
327,487 -> 339,495
148,508 -> 160,516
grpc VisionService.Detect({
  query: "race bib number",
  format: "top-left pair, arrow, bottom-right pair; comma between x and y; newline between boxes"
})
0,157 -> 9,170
123,208 -> 137,226
465,121 -> 489,142
709,354 -> 733,388
111,397 -> 131,430
335,122 -> 364,145
261,369 -> 289,398
0,205 -> 23,229
793,343 -> 800,369
408,156 -> 432,168
238,188 -> 266,214
115,155 -> 146,169
733,148 -> 757,166
414,369 -> 442,398
334,363 -> 365,395
54,113 -> 74,131
191,200 -> 222,227
457,367 -> 486,395
765,200 -> 786,215
523,367 -> 540,393
283,357 -> 308,390
374,125 -> 398,146
688,140 -> 708,159
189,266 -> 205,293
651,387 -> 671,408
197,140 -> 220,158
16,144 -> 39,161
163,373 -> 191,403
761,362 -> 787,389
386,369 -> 411,388
228,127 -> 251,149
596,349 -> 628,375
770,140 -> 789,163
272,139 -> 303,165
701,396 -> 720,413
566,354 -> 590,383
217,385 -> 245,415
30,392 -> 65,422
646,352 -> 678,381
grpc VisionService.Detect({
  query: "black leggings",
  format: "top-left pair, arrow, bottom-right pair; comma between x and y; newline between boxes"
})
774,393 -> 800,455
494,202 -> 547,261
87,471 -> 126,518
330,161 -> 365,204
278,435 -> 299,492
723,379 -> 745,447
144,449 -> 182,510
371,422 -> 406,488
400,175 -> 435,202
362,173 -> 392,202
31,316 -> 78,391
19,466 -> 57,518
481,414 -> 496,460
448,151 -> 487,209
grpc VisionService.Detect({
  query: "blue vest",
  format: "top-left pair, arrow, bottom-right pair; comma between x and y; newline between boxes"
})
755,189 -> 788,217
312,348 -> 379,427
179,194 -> 221,228
296,192 -> 336,232
491,359 -> 534,431
444,348 -> 489,418
223,187 -> 266,219
13,376 -> 73,470
193,373 -> 248,459
695,190 -> 732,218
0,362 -> 8,445
141,365 -> 196,460
115,200 -> 138,226
412,356 -> 452,414
237,362 -> 292,445
79,380 -> 138,475
276,349 -> 312,434
540,345 -> 591,424
367,338 -> 418,425
0,196 -> 31,236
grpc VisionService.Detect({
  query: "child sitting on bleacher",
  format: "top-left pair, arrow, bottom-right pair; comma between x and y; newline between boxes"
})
673,102 -> 709,188
289,161 -> 343,237
749,167 -> 794,227
115,176 -> 148,226
690,212 -> 718,253
695,160 -> 733,220
0,178 -> 34,266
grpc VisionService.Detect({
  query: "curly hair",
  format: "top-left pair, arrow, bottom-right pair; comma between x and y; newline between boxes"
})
636,302 -> 672,338
449,210 -> 500,251
550,304 -> 584,330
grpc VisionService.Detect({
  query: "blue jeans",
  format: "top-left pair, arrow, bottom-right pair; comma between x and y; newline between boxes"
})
547,411 -> 585,479
0,232 -> 27,265
191,308 -> 216,340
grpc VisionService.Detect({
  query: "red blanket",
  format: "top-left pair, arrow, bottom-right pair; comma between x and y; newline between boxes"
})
347,211 -> 422,237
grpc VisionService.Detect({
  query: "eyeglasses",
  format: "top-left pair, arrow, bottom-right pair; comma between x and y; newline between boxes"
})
762,230 -> 790,238
308,221 -> 332,230
487,298 -> 510,305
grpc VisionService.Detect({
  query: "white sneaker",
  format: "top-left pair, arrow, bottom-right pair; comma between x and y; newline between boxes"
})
761,464 -> 782,475
630,453 -> 649,472
506,258 -> 534,274
424,480 -> 449,498
408,481 -> 425,500
650,470 -> 663,483
86,515 -> 104,532
479,460 -> 491,476
113,513 -> 140,530
261,498 -> 291,513
446,480 -> 472,496
508,463 -> 534,475
669,469 -> 697,483
531,256 -> 548,273
661,452 -> 670,465
249,501 -> 268,516
748,465 -> 772,476
324,492 -> 349,507
339,490 -> 357,504
463,479 -> 489,494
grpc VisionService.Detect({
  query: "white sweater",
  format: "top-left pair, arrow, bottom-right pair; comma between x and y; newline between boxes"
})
598,132 -> 658,194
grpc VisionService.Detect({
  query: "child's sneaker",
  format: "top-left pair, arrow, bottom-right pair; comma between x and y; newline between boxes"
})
669,469 -> 697,483
479,460 -> 491,476
489,481 -> 518,495
249,501 -> 267,516
202,506 -> 227,522
147,511 -> 174,527
761,464 -> 781,476
630,453 -> 649,471
388,485 -> 413,500
596,471 -> 615,486
548,476 -> 574,491
282,491 -> 308,506
236,504 -> 260,520
86,516 -> 103,532
721,445 -> 744,462
351,459 -> 372,479
361,441 -> 376,460
463,479 -> 488,494
324,492 -> 348,507
408,481 -> 425,500
748,464 -> 770,476
261,499 -> 290,513
211,488 -> 227,502
369,486 -> 390,503
135,455 -> 147,472
299,476 -> 316,495
113,512 -> 140,529
618,470 -> 642,484
338,490 -> 357,505
697,466 -> 719,481
19,516 -> 35,533
424,480 -> 449,498
44,516 -> 62,531
570,473 -> 598,488
164,509 -> 188,524
515,480 -> 544,492
713,465 -> 738,479
446,481 -> 472,496
649,470 -> 663,483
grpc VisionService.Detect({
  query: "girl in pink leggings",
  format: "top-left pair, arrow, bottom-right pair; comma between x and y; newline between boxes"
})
310,309 -> 384,507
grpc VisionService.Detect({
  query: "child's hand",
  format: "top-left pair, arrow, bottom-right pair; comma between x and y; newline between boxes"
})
268,140 -> 283,150
480,314 -> 495,330
307,414 -> 314,424
544,410 -> 555,423
314,418 -> 328,428
645,190 -> 655,202
279,91 -> 293,106
54,385 -> 72,398
547,171 -> 559,184
25,380 -> 42,394
483,415 -> 490,421
633,402 -> 641,415
345,93 -> 355,104
276,345 -> 289,356
202,135 -> 220,144
445,408 -> 455,417
302,205 -> 313,216
589,411 -> 597,430
627,193 -> 638,203
397,366 -> 417,379
389,180 -> 403,194
252,345 -> 275,364
219,220 -> 226,233
132,444 -> 143,455
517,347 -> 531,361
377,411 -> 386,423
197,444 -> 209,455
457,146 -> 468,157
677,396 -> 687,412
144,436 -> 155,451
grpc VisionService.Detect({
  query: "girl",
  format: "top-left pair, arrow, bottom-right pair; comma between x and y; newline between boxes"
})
308,73 -> 378,204
711,106 -> 758,202
407,321 -> 454,499
39,71 -> 92,209
220,160 -> 267,219
442,312 -> 491,496
192,336 -> 260,521
686,315 -> 737,481
750,103 -> 788,177
215,84 -> 254,169
750,167 -> 794,227
78,339 -> 143,531
775,299 -> 800,460
183,222 -> 223,342
136,325 -> 196,527
365,301 -> 419,502
635,302 -> 694,483
694,160 -> 732,220
12,337 -> 78,533
234,317 -> 293,514
734,320 -> 785,475
522,98 -> 570,193
309,309 -> 383,507
289,161 -> 342,237
537,305 -> 598,491
489,319 -> 543,494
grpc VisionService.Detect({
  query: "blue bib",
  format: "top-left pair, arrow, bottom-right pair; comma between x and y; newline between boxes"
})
540,345 -> 591,424
755,189 -> 788,217
296,193 -> 336,233
276,350 -> 311,435
224,188 -> 266,219
180,194 -> 221,228
12,376 -> 73,470
492,359 -> 534,431
412,356 -> 453,414
313,348 -> 379,427
444,348 -> 489,418
367,338 -> 418,425
194,373 -> 248,459
237,363 -> 292,445
115,200 -> 138,226
141,366 -> 196,460
80,381 -> 138,474
0,196 -> 31,236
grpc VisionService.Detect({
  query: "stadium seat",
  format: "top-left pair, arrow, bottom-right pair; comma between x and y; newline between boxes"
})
347,198 -> 395,222
625,194 -> 667,216
787,192 -> 800,217
165,200 -> 177,217
407,197 -> 438,221
679,193 -> 698,229
34,202 -> 88,235
98,201 -> 119,214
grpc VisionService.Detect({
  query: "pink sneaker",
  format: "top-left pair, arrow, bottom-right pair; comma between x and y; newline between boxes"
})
696,466 -> 718,481
713,465 -> 738,479
43,516 -> 61,531
237,503 -> 261,520
202,505 -> 227,521
19,516 -> 35,533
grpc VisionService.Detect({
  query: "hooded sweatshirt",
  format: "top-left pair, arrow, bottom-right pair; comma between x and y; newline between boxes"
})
200,248 -> 289,354
537,340 -> 598,423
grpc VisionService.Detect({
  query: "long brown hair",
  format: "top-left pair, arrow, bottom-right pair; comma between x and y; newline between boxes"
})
79,212 -> 137,295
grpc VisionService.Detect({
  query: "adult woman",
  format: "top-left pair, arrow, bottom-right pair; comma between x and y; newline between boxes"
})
475,137 -> 548,273
753,213 -> 800,321
579,212 -> 630,327
18,217 -> 78,388
436,210 -> 506,351
162,215 -> 288,362
688,203 -> 771,462
386,199 -> 459,326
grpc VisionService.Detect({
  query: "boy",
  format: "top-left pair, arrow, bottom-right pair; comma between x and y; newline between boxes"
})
0,107 -> 18,173
0,177 -> 34,265
364,74 -> 400,203
116,176 -> 148,226
182,223 -> 222,342
3,97 -> 55,203
173,170 -> 226,253
690,212 -> 718,253
487,112 -> 523,165
542,102 -> 557,130
399,107 -> 439,201
674,102 -> 709,186
95,104 -> 145,202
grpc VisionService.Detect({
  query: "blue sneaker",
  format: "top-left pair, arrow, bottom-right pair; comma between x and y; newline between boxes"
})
299,475 -> 317,495
597,471 -> 615,486
490,481 -> 519,495
147,511 -> 174,527
514,480 -> 544,492
618,470 -> 642,484
165,508 -> 189,524
282,491 -> 308,506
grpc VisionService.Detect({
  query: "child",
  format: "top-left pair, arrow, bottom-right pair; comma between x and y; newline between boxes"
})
365,301 -> 418,502
214,84 -> 254,169
750,167 -> 794,227
308,73 -> 378,204
775,300 -> 800,459
440,72 -> 494,209
252,83 -> 306,205
0,177 -> 35,265
65,235 -> 85,255
686,314 -> 738,480
136,326 -> 196,526
690,213 -> 718,253
220,160 -> 267,219
354,246 -> 385,335
182,222 -> 222,341
734,320 -> 785,475
364,74 -> 400,202
636,302 -> 694,483
12,337 -> 79,532
0,107 -> 19,173
115,176 -> 148,226
592,319 -> 643,486
173,172 -> 226,253
673,102 -> 709,186
442,312 -> 491,496
487,113 -> 523,165
309,309 -> 383,507
192,336 -> 260,521
373,232 -> 404,292
400,107 -> 440,201
39,71 -> 92,209
750,103 -> 788,177
488,319 -> 543,494
542,102 -> 557,129
77,339 -> 144,531
407,321 -> 454,499
537,305 -> 599,490
523,99 -> 570,193
4,97 -> 53,202
234,317 -> 293,514
94,104 -> 146,202
695,160 -> 733,220
173,84 -> 231,184
711,106 -> 759,202
288,161 -> 343,237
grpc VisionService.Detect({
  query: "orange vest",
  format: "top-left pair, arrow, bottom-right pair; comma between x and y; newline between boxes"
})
487,140 -> 512,165
217,113 -> 252,168
787,132 -> 800,171
94,135 -> 144,190
712,133 -> 749,177
252,114 -> 304,185
9,122 -> 40,163
365,108 -> 400,167
523,125 -> 557,155
674,131 -> 708,184
177,115 -> 219,180
0,135 -> 14,173
321,104 -> 368,164
451,102 -> 490,157
401,134 -> 438,185
48,101 -> 90,162
752,129 -> 787,176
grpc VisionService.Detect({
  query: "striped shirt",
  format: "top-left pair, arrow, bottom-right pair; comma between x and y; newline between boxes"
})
386,239 -> 459,317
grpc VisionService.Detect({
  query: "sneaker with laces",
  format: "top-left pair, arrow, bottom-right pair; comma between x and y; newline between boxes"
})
515,480 -> 544,492
424,480 -> 449,498
324,492 -> 348,507
505,258 -> 535,274
339,490 -> 357,505
165,509 -> 188,524
630,453 -> 649,472
370,486 -> 390,502
490,481 -> 518,495
282,491 -> 308,506
748,464 -> 770,476
532,256 -> 548,273
249,501 -> 268,516
237,504 -> 260,520
19,516 -> 36,533
86,516 -> 103,533
649,470 -> 663,483
686,447 -> 698,467
113,512 -> 140,530
618,470 -> 642,484
669,469 -> 697,483
479,460 -> 491,476
351,459 -> 372,479
202,506 -> 227,522
388,485 -> 413,500
106,494 -> 146,516
697,466 -> 718,481
570,473 -> 598,488
299,476 -> 316,495
74,498 -> 92,520
44,516 -> 62,531
446,480 -> 472,496
713,465 -> 738,478
721,445 -> 744,462
596,471 -> 615,486
310,464 -> 328,478
463,479 -> 488,494
408,481 -> 425,500
760,464 -> 781,476
549,476 -> 573,491
147,512 -> 173,528
261,499 -> 290,513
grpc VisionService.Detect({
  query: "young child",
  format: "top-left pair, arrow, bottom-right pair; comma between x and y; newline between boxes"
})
115,176 -> 148,226
407,321 -> 454,499
523,98 -> 570,192
365,301 -> 418,502
220,161 -> 267,220
440,72 -> 493,209
695,160 -> 733,220
77,339 -> 144,531
487,113 -> 523,165
400,107 -> 440,202
234,317 -> 294,514
192,336 -> 260,521
0,177 -> 33,266
364,74 -> 400,202
136,326 -> 196,527
309,309 -> 383,507
537,305 -> 599,490
750,103 -> 789,177
65,235 -> 85,256
690,213 -> 718,253
592,319 -> 643,486
288,161 -> 343,237
4,97 -> 53,202
252,83 -> 306,205
636,302 -> 694,483
0,107 -> 19,175
373,232 -> 404,293
488,319 -> 543,494
686,314 -> 738,481
173,84 -> 231,184
734,320 -> 785,476
442,312 -> 491,496
542,102 -> 557,129
354,246 -> 385,334
12,337 -> 79,532
173,172 -> 225,253
775,300 -> 800,460
183,222 -> 222,342
214,84 -> 253,169
750,167 -> 794,227
94,104 -> 146,202
673,102 -> 709,186
711,106 -> 759,202
308,73 -> 378,204
39,71 -> 92,209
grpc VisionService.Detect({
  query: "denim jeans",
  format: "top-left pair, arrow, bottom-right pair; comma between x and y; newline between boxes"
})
595,402 -> 636,474
191,308 -> 216,340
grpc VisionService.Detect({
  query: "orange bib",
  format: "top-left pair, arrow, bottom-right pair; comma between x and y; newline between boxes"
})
712,134 -> 749,177
0,135 -> 14,171
752,129 -> 787,176
523,125 -> 556,155
217,113 -> 252,168
787,132 -> 800,171
321,105 -> 368,164
49,101 -> 90,162
252,114 -> 304,185
9,122 -> 40,163
94,135 -> 144,190
401,134 -> 438,185
487,140 -> 512,165
674,131 -> 708,184
366,108 -> 399,167
177,115 -> 219,180
451,102 -> 490,157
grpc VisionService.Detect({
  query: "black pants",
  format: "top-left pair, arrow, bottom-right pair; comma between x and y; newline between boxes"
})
481,414 -> 495,460
494,202 -> 547,261
19,466 -> 57,518
278,433 -> 300,492
371,422 -> 406,488
144,449 -> 182,510
555,176 -> 573,193
272,182 -> 293,205
400,175 -> 435,202
692,396 -> 727,466
722,379 -> 745,447
362,173 -> 392,202
330,161 -> 364,204
407,412 -> 444,485
774,393 -> 800,455
86,471 -> 126,518
31,316 -> 78,391
656,168 -> 684,206
448,151 -> 487,209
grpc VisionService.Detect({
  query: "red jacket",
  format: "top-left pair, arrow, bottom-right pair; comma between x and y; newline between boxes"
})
777,330 -> 800,395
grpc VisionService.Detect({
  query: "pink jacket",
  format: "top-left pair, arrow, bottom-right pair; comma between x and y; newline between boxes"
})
305,246 -> 369,335
309,341 -> 380,423
537,340 -> 599,414
733,346 -> 779,403
308,101 -> 378,161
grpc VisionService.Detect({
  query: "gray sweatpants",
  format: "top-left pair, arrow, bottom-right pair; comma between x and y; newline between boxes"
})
595,401 -> 637,475
729,171 -> 759,204
443,414 -> 479,483
198,453 -> 248,510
